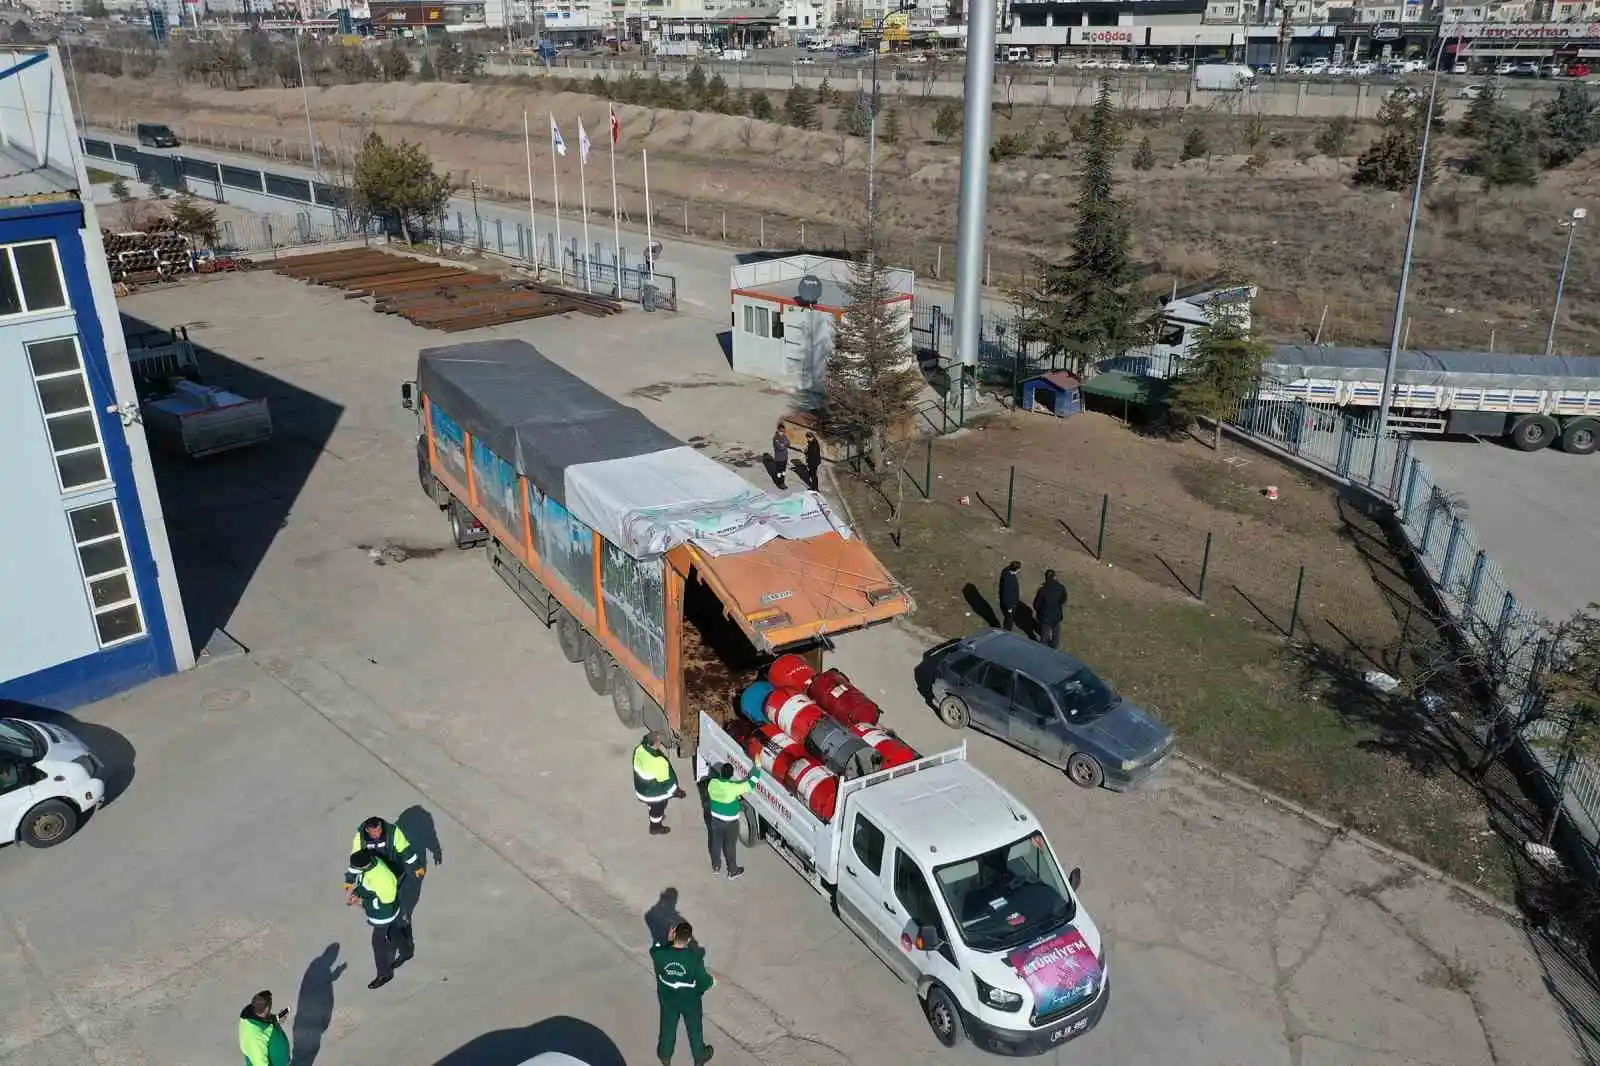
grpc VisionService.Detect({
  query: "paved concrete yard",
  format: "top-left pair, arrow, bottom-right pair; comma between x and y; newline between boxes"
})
2,273 -> 1591,1066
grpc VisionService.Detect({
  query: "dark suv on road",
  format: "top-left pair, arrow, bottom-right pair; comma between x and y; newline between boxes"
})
136,123 -> 180,148
928,630 -> 1175,790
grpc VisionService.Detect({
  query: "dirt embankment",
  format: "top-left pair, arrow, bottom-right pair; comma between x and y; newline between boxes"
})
86,74 -> 1600,355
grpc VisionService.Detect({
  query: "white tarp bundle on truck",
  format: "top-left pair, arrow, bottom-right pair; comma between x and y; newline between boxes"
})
565,445 -> 851,558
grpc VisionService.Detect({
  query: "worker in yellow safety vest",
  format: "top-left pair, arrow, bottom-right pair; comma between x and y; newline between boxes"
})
633,731 -> 686,836
705,762 -> 761,879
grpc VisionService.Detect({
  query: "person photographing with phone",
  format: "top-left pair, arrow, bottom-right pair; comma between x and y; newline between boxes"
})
238,990 -> 290,1066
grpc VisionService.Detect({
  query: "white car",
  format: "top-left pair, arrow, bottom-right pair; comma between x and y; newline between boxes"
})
1457,82 -> 1492,99
1134,58 -> 1157,70
795,56 -> 815,65
1,717 -> 105,848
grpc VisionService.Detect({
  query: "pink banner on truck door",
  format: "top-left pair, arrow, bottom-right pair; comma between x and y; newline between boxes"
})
1004,927 -> 1102,1017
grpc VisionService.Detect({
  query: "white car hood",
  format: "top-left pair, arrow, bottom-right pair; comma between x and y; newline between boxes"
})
968,908 -> 1106,1020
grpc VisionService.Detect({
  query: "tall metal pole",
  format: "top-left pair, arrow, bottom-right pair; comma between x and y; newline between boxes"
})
1545,209 -> 1584,357
1367,34 -> 1446,484
953,0 -> 997,377
867,27 -> 878,234
293,30 -> 320,178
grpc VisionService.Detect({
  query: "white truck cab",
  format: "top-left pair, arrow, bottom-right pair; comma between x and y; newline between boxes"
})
699,713 -> 1109,1054
0,717 -> 106,848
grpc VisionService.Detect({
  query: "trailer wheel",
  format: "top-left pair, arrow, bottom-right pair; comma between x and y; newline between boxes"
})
611,669 -> 645,728
923,985 -> 965,1049
583,639 -> 614,696
1561,418 -> 1599,456
1510,414 -> 1559,451
555,610 -> 585,663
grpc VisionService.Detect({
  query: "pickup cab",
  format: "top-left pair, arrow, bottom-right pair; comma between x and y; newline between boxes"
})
1,718 -> 105,848
699,712 -> 1110,1054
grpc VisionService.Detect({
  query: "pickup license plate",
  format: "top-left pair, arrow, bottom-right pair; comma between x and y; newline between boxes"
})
1049,1017 -> 1091,1043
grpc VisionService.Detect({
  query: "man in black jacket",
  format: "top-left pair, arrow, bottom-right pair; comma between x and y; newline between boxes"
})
1033,569 -> 1068,649
997,561 -> 1022,632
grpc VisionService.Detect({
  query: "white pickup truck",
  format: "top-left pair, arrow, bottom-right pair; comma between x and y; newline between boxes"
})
698,712 -> 1110,1054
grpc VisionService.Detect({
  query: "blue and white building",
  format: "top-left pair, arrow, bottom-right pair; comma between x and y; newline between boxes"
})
0,46 -> 193,710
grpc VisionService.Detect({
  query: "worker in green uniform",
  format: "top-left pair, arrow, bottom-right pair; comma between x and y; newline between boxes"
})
347,849 -> 414,989
652,920 -> 716,1066
237,990 -> 290,1066
347,815 -> 424,881
705,762 -> 761,879
634,732 -> 686,836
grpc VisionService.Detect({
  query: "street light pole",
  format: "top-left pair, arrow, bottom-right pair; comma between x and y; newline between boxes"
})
293,29 -> 321,179
1546,207 -> 1586,357
953,0 -> 997,380
1367,33 -> 1448,485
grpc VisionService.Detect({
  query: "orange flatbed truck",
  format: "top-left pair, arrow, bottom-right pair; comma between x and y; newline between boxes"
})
400,339 -> 913,748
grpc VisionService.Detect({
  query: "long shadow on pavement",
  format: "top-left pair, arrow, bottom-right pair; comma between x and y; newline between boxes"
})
292,942 -> 344,1066
124,313 -> 344,658
432,1015 -> 625,1066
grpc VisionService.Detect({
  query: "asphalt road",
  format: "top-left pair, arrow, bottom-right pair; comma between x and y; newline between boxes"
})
0,270 -> 1586,1066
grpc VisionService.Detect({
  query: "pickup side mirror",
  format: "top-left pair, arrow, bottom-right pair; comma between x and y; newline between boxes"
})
1068,866 -> 1082,892
400,381 -> 415,410
914,925 -> 945,952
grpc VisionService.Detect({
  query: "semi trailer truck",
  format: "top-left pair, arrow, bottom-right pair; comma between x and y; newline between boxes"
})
399,339 -> 913,747
698,708 -> 1110,1054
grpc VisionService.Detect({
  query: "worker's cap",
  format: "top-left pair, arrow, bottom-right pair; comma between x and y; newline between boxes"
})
360,816 -> 385,833
350,850 -> 376,868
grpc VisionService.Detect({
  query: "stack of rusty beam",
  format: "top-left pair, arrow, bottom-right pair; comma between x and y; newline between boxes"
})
272,248 -> 622,332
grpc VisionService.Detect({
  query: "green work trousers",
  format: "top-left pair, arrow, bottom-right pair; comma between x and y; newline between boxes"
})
656,993 -> 707,1065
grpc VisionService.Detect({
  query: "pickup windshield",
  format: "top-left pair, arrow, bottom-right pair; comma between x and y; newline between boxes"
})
1053,667 -> 1116,722
934,832 -> 1076,952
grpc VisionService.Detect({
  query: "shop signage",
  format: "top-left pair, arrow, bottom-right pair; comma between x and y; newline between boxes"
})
1078,28 -> 1135,45
1450,22 -> 1600,41
1370,23 -> 1401,41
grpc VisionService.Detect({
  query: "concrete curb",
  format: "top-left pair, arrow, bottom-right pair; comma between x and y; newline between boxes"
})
822,444 -> 1523,923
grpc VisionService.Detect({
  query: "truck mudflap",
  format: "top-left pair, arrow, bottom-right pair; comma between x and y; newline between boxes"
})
956,975 -> 1111,1057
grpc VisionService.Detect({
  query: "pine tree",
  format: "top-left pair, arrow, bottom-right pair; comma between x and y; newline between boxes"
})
1179,126 -> 1208,162
784,85 -> 818,130
823,249 -> 923,471
685,63 -> 708,102
1168,287 -> 1267,453
1131,135 -> 1155,170
1467,109 -> 1541,188
815,75 -> 836,106
417,53 -> 436,82
1313,115 -> 1354,159
883,108 -> 902,144
1353,89 -> 1434,191
1014,80 -> 1140,375
1460,85 -> 1501,140
749,91 -> 775,121
351,132 -> 452,245
932,103 -> 961,143
169,193 -> 220,249
1541,83 -> 1599,169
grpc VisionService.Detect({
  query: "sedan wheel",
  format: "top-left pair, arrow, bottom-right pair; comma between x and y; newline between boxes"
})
936,695 -> 969,730
21,800 -> 79,848
1066,753 -> 1105,790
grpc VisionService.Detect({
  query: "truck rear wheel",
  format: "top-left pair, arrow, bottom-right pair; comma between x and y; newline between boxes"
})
583,639 -> 614,696
20,799 -> 79,848
556,610 -> 585,663
611,669 -> 645,728
1561,418 -> 1598,456
1510,414 -> 1558,451
923,985 -> 965,1048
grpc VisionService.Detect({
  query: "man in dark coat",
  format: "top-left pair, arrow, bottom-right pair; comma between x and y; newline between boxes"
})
1033,569 -> 1068,649
771,428 -> 790,490
997,561 -> 1022,632
803,433 -> 823,490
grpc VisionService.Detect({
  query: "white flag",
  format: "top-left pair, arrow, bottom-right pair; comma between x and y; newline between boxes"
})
550,114 -> 567,157
579,119 -> 592,166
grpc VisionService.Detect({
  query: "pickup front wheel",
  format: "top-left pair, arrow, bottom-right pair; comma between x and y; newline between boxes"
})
936,695 -> 970,730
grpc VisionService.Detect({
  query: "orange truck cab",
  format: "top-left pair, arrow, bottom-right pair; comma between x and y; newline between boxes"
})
400,339 -> 911,747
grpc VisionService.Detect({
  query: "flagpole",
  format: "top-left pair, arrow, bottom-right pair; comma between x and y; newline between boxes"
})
609,104 -> 622,292
523,110 -> 539,270
643,147 -> 655,284
579,121 -> 593,295
549,116 -> 564,282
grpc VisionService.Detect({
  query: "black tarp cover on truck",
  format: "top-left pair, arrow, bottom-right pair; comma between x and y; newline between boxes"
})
417,339 -> 681,508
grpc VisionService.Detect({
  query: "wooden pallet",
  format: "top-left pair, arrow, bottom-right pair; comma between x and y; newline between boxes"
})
272,248 -> 623,331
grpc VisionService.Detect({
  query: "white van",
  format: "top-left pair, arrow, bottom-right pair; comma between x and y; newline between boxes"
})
1,717 -> 105,848
1004,46 -> 1030,63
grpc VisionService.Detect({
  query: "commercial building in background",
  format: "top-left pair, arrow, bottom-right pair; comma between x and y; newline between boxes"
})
0,46 -> 193,710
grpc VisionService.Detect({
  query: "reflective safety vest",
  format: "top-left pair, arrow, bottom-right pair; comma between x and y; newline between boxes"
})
706,769 -> 760,821
350,860 -> 401,925
633,743 -> 676,803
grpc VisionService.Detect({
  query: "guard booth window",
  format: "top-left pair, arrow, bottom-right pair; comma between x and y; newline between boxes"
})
743,304 -> 770,338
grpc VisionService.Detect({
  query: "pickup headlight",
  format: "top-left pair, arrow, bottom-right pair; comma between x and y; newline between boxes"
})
974,973 -> 1024,1013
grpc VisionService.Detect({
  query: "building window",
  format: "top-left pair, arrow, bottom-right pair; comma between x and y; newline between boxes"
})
0,240 -> 68,319
68,501 -> 146,646
743,303 -> 770,338
29,336 -> 111,493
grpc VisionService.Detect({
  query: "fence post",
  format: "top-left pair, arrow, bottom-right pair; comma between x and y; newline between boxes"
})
1440,516 -> 1465,591
1004,465 -> 1015,529
1462,550 -> 1488,625
800,222 -> 805,247
935,244 -> 942,280
1419,487 -> 1442,556
1493,592 -> 1517,665
495,217 -> 504,254
684,203 -> 689,234
1095,495 -> 1108,560
923,438 -> 933,500
1401,456 -> 1422,519
759,215 -> 764,247
722,210 -> 727,242
1197,532 -> 1213,600
1288,564 -> 1305,638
